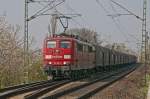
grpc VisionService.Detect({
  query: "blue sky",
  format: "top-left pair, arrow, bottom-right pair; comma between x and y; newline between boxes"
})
0,0 -> 149,52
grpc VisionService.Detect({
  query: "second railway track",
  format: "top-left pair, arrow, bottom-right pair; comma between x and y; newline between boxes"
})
23,64 -> 140,99
0,80 -> 68,99
0,80 -> 52,93
41,64 -> 139,99
0,64 -> 139,99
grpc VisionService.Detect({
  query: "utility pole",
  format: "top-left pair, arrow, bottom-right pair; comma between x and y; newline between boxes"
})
24,0 -> 29,83
24,0 -> 65,83
141,0 -> 148,85
109,0 -> 148,84
24,0 -> 80,82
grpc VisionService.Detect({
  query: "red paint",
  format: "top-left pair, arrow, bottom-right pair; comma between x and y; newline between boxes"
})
42,34 -> 95,70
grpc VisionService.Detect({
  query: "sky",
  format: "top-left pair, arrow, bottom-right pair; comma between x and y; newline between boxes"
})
0,0 -> 149,53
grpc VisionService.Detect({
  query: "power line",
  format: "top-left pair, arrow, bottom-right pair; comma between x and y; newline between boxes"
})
97,0 -> 141,43
64,3 -> 92,29
108,0 -> 141,42
58,6 -> 83,28
24,0 -> 65,83
110,0 -> 143,21
27,0 -> 65,21
111,18 -> 130,42
95,0 -> 138,43
109,0 -> 117,12
71,18 -> 83,27
95,0 -> 128,41
95,0 -> 109,14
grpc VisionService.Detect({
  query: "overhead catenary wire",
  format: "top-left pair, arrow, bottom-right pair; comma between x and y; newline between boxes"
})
51,3 -> 84,29
71,18 -> 83,27
110,0 -> 143,21
108,1 -> 140,42
37,1 -> 46,6
40,0 -> 65,15
95,0 -> 136,43
95,0 -> 109,14
24,0 -> 65,83
56,8 -> 82,28
111,18 -> 131,42
28,0 -> 54,3
28,0 -> 47,6
27,0 -> 65,21
31,0 -> 56,16
64,3 -> 92,29
109,1 -> 117,12
96,0 -> 141,44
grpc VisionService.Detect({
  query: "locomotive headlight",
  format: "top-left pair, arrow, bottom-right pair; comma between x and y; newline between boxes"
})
63,61 -> 70,65
64,61 -> 67,65
45,55 -> 52,59
64,55 -> 71,59
49,62 -> 52,64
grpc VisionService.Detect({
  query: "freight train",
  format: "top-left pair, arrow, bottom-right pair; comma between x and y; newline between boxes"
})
42,34 -> 137,79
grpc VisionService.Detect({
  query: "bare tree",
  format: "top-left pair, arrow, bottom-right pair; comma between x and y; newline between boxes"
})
0,17 -> 25,87
105,43 -> 136,55
66,28 -> 99,44
0,17 -> 46,88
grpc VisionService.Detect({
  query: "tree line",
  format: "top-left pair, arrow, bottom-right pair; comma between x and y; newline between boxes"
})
0,17 -> 46,88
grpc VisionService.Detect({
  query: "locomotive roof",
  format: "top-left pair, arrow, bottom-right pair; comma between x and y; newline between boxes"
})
45,34 -> 136,57
45,34 -> 94,46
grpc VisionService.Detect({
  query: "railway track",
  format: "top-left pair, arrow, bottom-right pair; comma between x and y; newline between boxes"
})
0,80 -> 67,99
77,65 -> 138,99
0,64 -> 139,99
0,80 -> 51,93
40,64 -> 139,99
24,80 -> 72,99
23,71 -> 119,99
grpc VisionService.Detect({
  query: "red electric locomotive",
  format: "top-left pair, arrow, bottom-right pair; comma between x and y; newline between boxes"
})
43,34 -> 95,79
43,33 -> 137,79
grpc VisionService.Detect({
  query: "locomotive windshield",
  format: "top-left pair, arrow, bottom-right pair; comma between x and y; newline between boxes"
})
60,41 -> 70,48
47,41 -> 56,48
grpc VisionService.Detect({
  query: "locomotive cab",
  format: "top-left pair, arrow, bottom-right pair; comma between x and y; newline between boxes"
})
43,37 -> 74,79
